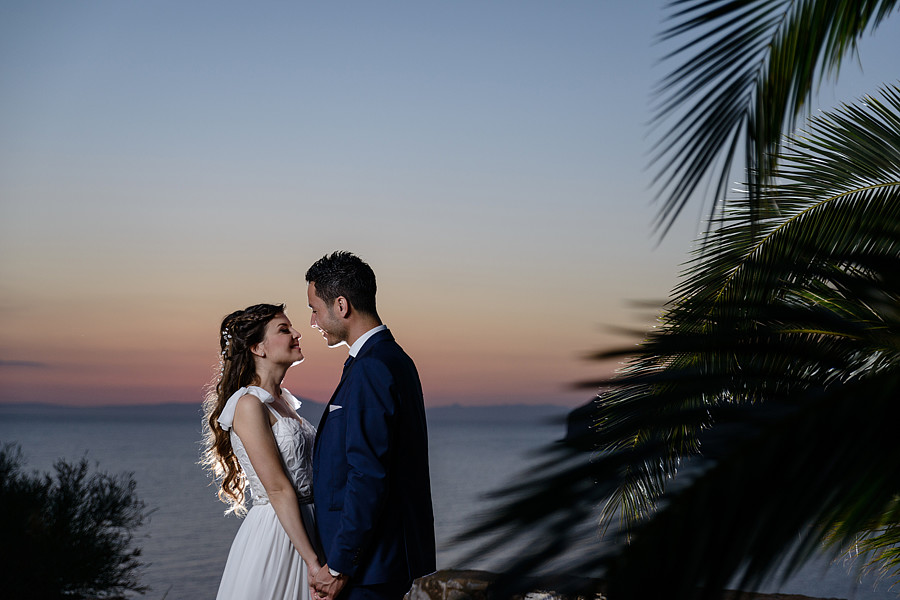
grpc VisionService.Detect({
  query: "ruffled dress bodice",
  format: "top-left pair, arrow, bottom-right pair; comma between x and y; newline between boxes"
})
217,385 -> 316,505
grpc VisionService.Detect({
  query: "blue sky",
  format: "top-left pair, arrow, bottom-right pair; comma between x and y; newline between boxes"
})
1,1 -> 898,406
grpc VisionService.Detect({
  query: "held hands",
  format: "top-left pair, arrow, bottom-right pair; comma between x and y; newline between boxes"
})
307,564 -> 321,600
312,564 -> 348,600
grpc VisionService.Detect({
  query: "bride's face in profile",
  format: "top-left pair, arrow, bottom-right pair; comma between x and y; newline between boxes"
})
256,313 -> 303,365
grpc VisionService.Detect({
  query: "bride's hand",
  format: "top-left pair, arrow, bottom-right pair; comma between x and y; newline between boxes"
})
308,564 -> 320,598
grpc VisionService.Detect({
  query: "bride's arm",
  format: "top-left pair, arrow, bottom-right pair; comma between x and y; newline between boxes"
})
233,394 -> 322,574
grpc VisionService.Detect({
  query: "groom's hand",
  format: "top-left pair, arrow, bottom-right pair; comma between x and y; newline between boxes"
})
313,564 -> 348,600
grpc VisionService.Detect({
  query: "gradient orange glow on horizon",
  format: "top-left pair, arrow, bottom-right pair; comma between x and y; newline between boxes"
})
0,256 -> 640,407
3,1 -> 898,408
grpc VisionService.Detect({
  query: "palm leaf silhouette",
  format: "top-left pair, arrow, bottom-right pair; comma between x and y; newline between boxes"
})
461,85 -> 900,600
652,0 -> 899,236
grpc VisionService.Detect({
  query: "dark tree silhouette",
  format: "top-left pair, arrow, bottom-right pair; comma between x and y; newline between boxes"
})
0,442 -> 148,599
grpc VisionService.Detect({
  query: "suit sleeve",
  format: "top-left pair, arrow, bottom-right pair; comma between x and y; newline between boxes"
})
328,358 -> 396,576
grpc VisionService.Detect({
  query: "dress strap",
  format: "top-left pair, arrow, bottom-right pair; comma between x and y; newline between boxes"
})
217,386 -> 274,431
262,402 -> 283,422
281,388 -> 302,410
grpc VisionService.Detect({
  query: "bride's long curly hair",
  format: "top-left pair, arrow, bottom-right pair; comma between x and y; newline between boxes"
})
201,303 -> 285,514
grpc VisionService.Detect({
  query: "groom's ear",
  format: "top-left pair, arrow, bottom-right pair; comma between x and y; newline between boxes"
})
335,296 -> 350,318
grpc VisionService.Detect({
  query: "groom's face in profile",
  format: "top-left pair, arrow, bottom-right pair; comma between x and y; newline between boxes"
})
307,282 -> 346,348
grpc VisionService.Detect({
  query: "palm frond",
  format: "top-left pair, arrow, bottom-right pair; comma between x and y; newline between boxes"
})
601,369 -> 900,599
460,85 -> 900,598
826,496 -> 900,584
652,0 -> 900,236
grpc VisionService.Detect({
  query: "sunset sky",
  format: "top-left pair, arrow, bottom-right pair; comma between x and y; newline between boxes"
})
2,1 -> 898,407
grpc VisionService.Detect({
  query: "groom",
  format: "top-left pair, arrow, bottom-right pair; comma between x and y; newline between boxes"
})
306,251 -> 436,600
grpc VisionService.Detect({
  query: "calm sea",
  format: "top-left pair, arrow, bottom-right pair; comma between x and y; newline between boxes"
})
0,403 -> 894,600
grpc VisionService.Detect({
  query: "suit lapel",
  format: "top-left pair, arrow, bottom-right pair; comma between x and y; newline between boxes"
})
314,355 -> 357,447
313,329 -> 395,447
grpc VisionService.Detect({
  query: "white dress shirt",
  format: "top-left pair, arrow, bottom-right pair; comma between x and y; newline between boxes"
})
348,324 -> 387,357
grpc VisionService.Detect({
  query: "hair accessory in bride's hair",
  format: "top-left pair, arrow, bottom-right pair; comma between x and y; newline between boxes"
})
219,328 -> 234,377
221,328 -> 233,356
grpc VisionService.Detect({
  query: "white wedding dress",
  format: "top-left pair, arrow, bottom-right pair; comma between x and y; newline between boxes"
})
215,386 -> 318,600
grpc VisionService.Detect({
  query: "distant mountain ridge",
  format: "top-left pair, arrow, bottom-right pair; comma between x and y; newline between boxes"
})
0,400 -> 574,425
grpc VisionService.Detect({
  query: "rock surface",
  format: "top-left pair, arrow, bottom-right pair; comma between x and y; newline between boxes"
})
406,570 -> 845,600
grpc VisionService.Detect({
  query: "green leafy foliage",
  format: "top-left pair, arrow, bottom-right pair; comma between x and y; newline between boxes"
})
0,443 -> 148,599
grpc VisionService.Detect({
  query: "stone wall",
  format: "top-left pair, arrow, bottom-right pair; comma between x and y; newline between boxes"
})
406,570 -> 842,600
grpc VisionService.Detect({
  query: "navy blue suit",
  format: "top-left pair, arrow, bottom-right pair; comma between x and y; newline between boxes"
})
313,329 -> 436,595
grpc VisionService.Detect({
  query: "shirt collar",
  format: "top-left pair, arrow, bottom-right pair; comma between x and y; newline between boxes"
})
348,324 -> 387,357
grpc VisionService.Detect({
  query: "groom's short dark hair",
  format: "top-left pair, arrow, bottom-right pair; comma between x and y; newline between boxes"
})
306,251 -> 379,317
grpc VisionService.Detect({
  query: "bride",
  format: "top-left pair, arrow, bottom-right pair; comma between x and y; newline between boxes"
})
202,303 -> 324,600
